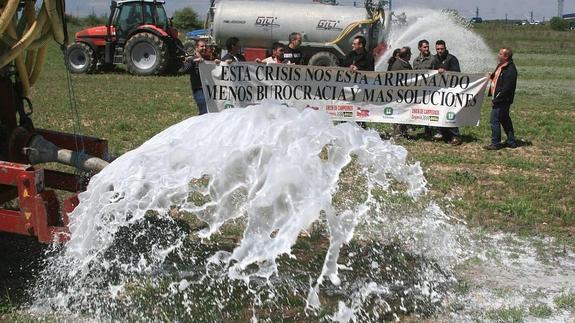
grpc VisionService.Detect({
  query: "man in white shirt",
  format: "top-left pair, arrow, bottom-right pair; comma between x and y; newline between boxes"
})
262,42 -> 285,64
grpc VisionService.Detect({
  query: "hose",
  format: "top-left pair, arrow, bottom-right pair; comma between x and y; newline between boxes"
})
29,44 -> 48,86
5,19 -> 31,96
327,11 -> 382,45
0,3 -> 48,68
0,0 -> 19,36
0,0 -> 66,96
45,0 -> 65,44
24,0 -> 38,75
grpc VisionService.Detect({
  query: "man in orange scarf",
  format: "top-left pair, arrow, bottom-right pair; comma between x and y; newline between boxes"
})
485,47 -> 518,150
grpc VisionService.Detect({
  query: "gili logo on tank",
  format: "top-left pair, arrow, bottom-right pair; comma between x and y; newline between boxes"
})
255,17 -> 279,27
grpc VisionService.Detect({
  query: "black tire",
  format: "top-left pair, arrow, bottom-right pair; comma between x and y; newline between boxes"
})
167,38 -> 186,75
124,32 -> 169,76
65,42 -> 97,73
307,51 -> 339,67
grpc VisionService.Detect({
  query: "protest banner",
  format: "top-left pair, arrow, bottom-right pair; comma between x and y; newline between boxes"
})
199,62 -> 489,126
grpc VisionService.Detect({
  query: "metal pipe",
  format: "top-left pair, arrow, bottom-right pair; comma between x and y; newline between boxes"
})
24,135 -> 109,172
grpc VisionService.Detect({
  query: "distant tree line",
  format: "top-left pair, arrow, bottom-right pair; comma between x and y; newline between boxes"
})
172,7 -> 203,31
549,17 -> 570,31
65,13 -> 107,26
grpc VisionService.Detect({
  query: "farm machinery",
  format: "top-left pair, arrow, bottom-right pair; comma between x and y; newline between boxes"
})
65,0 -> 185,76
0,0 -> 109,243
201,0 -> 391,65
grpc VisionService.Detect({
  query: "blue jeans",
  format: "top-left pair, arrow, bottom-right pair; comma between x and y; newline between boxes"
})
193,89 -> 208,115
490,103 -> 516,146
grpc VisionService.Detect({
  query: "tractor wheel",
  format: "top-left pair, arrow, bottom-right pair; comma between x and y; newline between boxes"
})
65,42 -> 97,73
124,32 -> 168,76
307,51 -> 339,67
166,38 -> 186,74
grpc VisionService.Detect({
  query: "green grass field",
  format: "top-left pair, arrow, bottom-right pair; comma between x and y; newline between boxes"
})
30,23 -> 574,241
414,23 -> 575,238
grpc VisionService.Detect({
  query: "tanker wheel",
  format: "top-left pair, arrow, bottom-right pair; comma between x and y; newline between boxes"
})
65,42 -> 97,74
308,51 -> 339,67
124,32 -> 169,76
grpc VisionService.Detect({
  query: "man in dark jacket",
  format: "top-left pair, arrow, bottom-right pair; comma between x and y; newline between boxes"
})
413,39 -> 434,139
221,37 -> 246,62
389,46 -> 412,71
485,47 -> 518,150
432,40 -> 461,73
342,35 -> 374,71
284,32 -> 304,64
181,40 -> 209,115
389,47 -> 412,137
432,40 -> 462,145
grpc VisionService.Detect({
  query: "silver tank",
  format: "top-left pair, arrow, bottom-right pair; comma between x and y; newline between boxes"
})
211,1 -> 373,48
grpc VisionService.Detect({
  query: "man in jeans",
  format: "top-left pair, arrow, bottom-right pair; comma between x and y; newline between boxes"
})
413,39 -> 435,139
485,47 -> 518,150
181,40 -> 210,115
432,40 -> 462,145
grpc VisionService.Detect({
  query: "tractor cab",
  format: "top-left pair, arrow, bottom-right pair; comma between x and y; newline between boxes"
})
111,0 -> 171,43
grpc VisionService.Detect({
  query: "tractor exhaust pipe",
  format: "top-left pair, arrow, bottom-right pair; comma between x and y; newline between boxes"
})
23,135 -> 109,172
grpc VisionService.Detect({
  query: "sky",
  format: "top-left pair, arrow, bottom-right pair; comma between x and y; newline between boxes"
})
69,0 -> 575,22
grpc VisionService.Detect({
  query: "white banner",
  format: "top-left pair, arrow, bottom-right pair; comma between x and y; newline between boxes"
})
199,62 -> 489,127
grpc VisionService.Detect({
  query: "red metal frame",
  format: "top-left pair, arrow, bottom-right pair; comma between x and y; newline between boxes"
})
243,48 -> 268,62
0,129 -> 108,243
0,162 -> 70,243
0,81 -> 108,243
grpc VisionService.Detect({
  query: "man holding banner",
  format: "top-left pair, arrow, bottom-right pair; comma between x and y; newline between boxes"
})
341,36 -> 374,72
413,39 -> 435,139
181,40 -> 210,115
433,40 -> 463,146
284,32 -> 304,65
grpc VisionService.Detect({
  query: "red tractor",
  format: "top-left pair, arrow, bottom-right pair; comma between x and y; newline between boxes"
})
65,0 -> 185,76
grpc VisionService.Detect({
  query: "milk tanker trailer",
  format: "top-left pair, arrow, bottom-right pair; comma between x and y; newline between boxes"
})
204,0 -> 391,66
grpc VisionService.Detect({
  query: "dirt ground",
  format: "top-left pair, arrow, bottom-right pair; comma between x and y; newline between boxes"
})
0,234 -> 47,309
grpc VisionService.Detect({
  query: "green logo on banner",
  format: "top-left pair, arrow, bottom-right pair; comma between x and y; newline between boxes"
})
447,112 -> 456,120
384,107 -> 393,115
